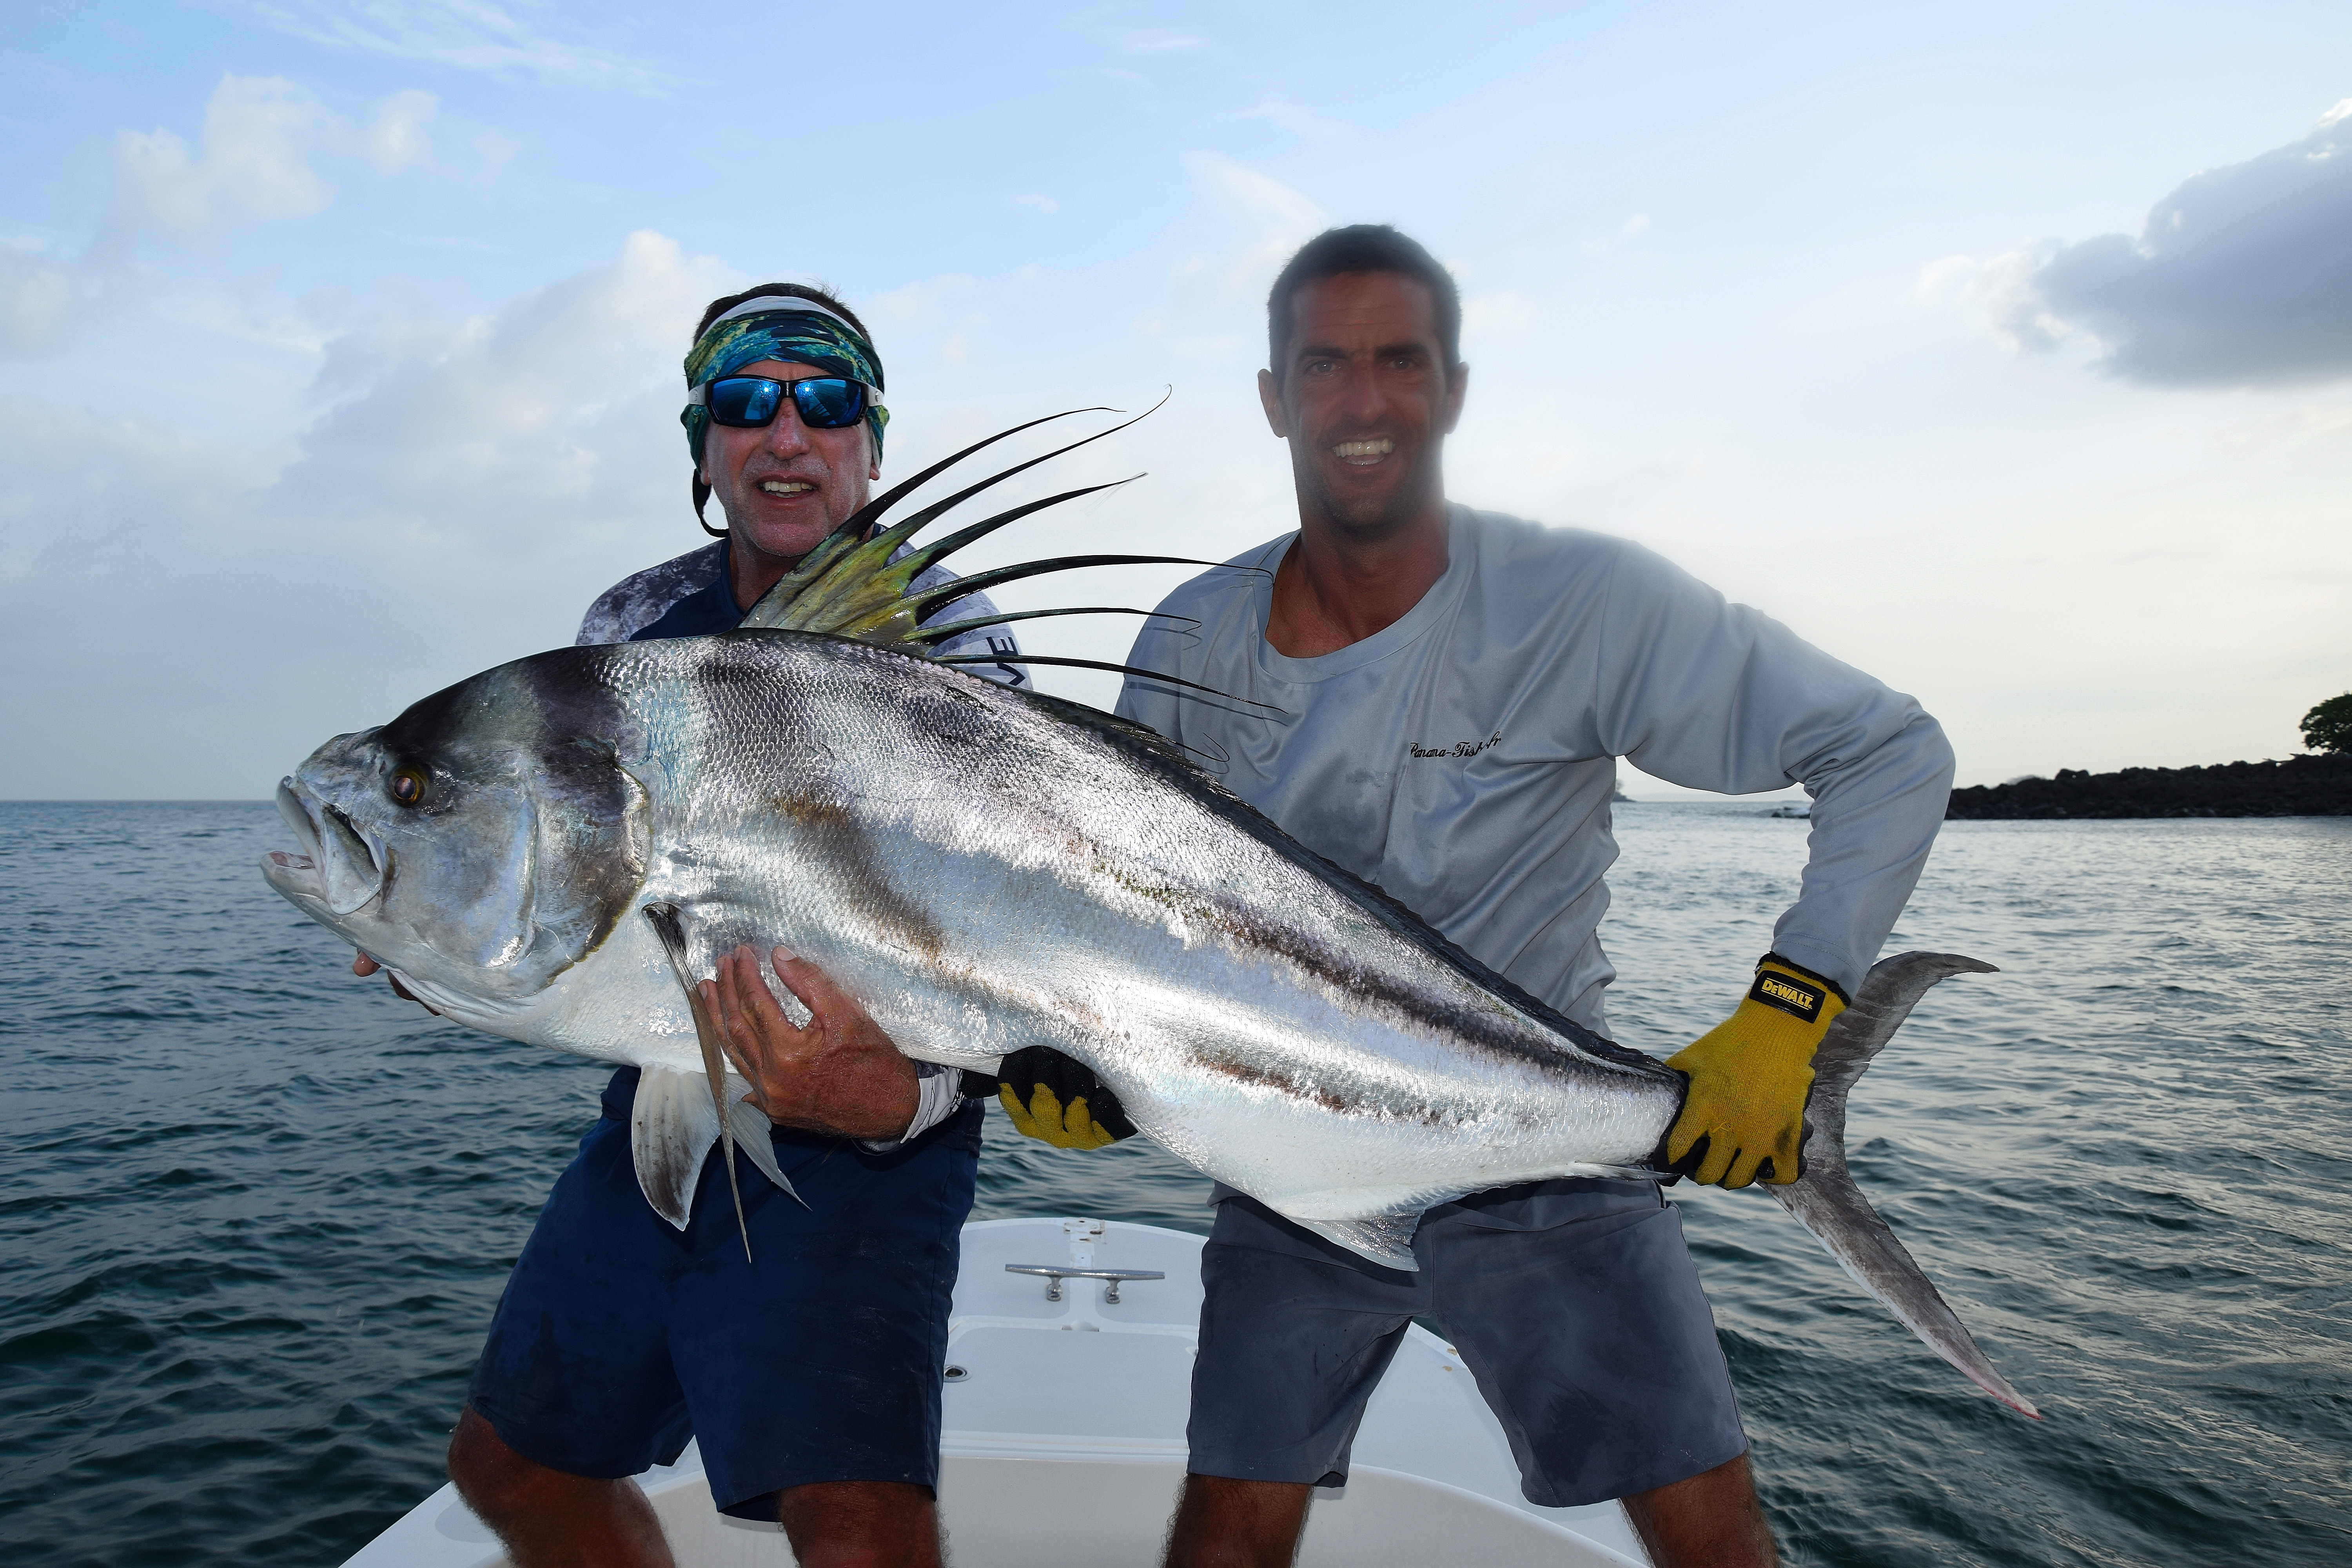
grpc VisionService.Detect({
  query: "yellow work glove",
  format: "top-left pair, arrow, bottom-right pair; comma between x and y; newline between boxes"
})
996,1046 -> 1136,1151
1663,954 -> 1848,1189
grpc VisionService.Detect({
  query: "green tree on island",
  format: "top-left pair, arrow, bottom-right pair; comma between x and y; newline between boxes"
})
2303,693 -> 2352,754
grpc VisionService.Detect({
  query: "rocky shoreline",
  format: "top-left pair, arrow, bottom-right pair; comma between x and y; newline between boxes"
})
1946,753 -> 2352,819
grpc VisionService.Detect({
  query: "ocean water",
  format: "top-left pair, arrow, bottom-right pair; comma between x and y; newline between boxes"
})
2,800 -> 2346,1567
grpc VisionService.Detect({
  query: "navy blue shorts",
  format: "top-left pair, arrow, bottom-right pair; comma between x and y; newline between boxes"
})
468,1068 -> 982,1519
1187,1180 -> 1748,1508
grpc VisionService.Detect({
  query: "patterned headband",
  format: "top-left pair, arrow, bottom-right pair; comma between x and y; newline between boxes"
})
681,296 -> 889,466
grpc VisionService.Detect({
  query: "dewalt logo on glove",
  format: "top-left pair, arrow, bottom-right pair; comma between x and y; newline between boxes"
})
1750,969 -> 1828,1024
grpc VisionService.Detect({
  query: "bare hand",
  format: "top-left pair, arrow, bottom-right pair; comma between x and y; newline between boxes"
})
352,951 -> 441,1016
702,946 -> 920,1142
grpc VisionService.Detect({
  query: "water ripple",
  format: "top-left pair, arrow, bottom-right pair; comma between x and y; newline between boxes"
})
1,801 -> 2347,1566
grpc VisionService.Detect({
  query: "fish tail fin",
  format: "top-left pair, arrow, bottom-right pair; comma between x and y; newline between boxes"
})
1768,951 -> 2040,1418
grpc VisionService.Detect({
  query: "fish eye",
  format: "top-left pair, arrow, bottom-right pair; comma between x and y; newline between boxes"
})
388,767 -> 429,808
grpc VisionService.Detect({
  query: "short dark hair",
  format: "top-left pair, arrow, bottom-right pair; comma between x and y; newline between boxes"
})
1266,225 -> 1461,383
693,281 -> 872,343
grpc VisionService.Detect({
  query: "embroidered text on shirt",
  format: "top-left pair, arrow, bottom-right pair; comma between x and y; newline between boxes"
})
1410,730 -> 1503,760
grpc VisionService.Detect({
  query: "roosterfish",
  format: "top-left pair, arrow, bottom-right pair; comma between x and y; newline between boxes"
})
263,410 -> 2038,1418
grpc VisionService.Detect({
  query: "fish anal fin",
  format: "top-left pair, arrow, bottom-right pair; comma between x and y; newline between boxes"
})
630,1065 -> 720,1230
726,1093 -> 806,1208
1287,1207 -> 1426,1271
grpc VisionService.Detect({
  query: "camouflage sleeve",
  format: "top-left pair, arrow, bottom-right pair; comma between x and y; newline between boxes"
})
577,542 -> 726,646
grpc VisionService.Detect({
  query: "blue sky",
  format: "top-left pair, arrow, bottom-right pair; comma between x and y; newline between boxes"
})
4,2 -> 2349,797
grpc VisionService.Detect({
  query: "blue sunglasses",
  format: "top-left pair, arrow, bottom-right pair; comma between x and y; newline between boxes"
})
692,374 -> 879,431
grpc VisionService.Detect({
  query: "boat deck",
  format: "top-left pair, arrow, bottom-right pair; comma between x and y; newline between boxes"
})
345,1216 -> 1651,1566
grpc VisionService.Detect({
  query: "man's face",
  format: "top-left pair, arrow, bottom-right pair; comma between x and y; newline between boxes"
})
1258,272 -> 1466,539
699,358 -> 882,564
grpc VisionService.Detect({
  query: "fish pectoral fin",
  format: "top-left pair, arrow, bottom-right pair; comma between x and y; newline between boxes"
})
725,1094 -> 806,1208
631,1065 -> 721,1230
642,902 -> 755,1261
1288,1208 -> 1426,1271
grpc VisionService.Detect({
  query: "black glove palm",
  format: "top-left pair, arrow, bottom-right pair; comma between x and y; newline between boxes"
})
993,1046 -> 1135,1149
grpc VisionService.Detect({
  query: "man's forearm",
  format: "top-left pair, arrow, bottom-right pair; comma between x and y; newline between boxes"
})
755,1038 -> 920,1140
854,1062 -> 978,1152
1777,710 -> 1957,994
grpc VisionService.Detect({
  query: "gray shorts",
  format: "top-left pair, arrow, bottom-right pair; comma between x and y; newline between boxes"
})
1187,1180 -> 1748,1508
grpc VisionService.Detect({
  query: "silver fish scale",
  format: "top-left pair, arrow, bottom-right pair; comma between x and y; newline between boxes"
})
600,632 -> 1687,1225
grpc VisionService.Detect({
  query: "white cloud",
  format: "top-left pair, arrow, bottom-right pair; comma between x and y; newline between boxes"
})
1916,247 -> 2087,354
274,229 -> 725,554
1931,103 -> 2352,386
4,77 -> 464,361
875,274 -> 974,321
0,231 -> 730,607
0,388 -> 295,795
205,0 -> 658,88
1128,158 -> 1325,362
1168,156 -> 1326,313
98,75 -> 456,244
0,243 -> 78,355
1234,101 -> 1342,138
0,393 -> 276,601
1098,26 -> 1210,56
149,274 -> 354,355
1582,213 -> 1650,254
462,121 -> 523,176
0,231 -> 736,795
1461,291 -> 1535,341
363,88 -> 439,176
107,75 -> 340,237
1195,156 -> 1325,245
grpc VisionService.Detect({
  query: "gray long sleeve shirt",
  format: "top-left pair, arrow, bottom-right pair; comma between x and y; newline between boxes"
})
1114,507 -> 1954,1037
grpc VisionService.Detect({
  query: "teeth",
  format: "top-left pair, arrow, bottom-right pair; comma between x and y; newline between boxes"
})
1334,438 -> 1395,459
759,479 -> 813,494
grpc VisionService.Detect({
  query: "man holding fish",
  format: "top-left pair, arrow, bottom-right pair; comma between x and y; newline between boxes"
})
1104,227 -> 1956,1567
353,283 -> 1088,1568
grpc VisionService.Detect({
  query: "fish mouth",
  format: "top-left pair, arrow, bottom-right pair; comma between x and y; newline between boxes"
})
265,779 -> 388,915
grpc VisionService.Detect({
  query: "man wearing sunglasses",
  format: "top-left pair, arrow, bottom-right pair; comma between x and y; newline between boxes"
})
1116,227 -> 1955,1568
407,283 -> 1057,1568
575,289 -> 1022,658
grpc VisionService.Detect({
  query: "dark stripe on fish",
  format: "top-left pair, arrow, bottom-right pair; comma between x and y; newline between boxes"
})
768,788 -> 949,964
